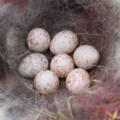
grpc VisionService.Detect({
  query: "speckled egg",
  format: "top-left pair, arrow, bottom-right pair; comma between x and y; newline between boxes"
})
73,45 -> 100,70
66,68 -> 91,94
18,53 -> 49,78
27,28 -> 50,52
50,54 -> 74,78
50,30 -> 78,54
34,70 -> 59,94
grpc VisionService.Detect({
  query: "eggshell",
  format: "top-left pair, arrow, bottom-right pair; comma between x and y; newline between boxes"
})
50,30 -> 78,54
34,70 -> 59,94
73,45 -> 100,70
66,68 -> 91,94
18,53 -> 49,78
27,28 -> 50,52
50,54 -> 74,78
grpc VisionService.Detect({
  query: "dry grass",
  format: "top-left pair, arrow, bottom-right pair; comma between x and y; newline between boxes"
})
33,97 -> 74,120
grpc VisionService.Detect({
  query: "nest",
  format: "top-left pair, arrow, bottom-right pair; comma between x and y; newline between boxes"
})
0,0 -> 120,120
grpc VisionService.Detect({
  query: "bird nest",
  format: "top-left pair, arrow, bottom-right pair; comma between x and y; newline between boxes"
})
0,0 -> 120,120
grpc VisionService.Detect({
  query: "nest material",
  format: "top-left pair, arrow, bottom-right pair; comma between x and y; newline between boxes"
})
0,0 -> 120,120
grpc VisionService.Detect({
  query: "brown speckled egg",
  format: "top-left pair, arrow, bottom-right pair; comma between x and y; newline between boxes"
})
18,53 -> 49,78
27,28 -> 50,52
66,68 -> 91,94
50,54 -> 74,78
50,30 -> 78,54
34,70 -> 59,94
73,45 -> 100,70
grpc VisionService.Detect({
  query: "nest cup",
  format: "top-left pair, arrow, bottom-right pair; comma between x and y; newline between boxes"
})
0,0 -> 120,119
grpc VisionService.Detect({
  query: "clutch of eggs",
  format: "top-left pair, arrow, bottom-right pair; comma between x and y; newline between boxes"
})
18,28 -> 100,95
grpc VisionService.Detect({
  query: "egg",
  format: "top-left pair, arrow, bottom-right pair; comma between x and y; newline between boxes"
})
50,30 -> 78,54
73,45 -> 100,70
27,28 -> 50,52
18,53 -> 49,78
66,68 -> 91,94
50,54 -> 74,78
34,70 -> 59,94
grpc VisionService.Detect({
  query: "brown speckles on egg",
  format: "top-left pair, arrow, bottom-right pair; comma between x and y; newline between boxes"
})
18,53 -> 49,78
34,70 -> 59,94
50,30 -> 78,54
27,28 -> 51,52
50,54 -> 74,78
66,68 -> 91,94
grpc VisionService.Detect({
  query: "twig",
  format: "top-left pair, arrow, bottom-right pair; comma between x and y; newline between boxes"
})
112,96 -> 120,102
33,107 -> 43,120
67,97 -> 74,120
106,110 -> 120,120
92,79 -> 102,84
57,110 -> 70,120
43,109 -> 56,119
24,83 -> 34,91
35,107 -> 57,120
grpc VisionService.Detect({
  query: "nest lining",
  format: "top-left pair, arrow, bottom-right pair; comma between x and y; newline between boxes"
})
0,0 -> 120,120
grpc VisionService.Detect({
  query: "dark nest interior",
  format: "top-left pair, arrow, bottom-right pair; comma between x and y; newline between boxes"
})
0,0 -> 120,120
